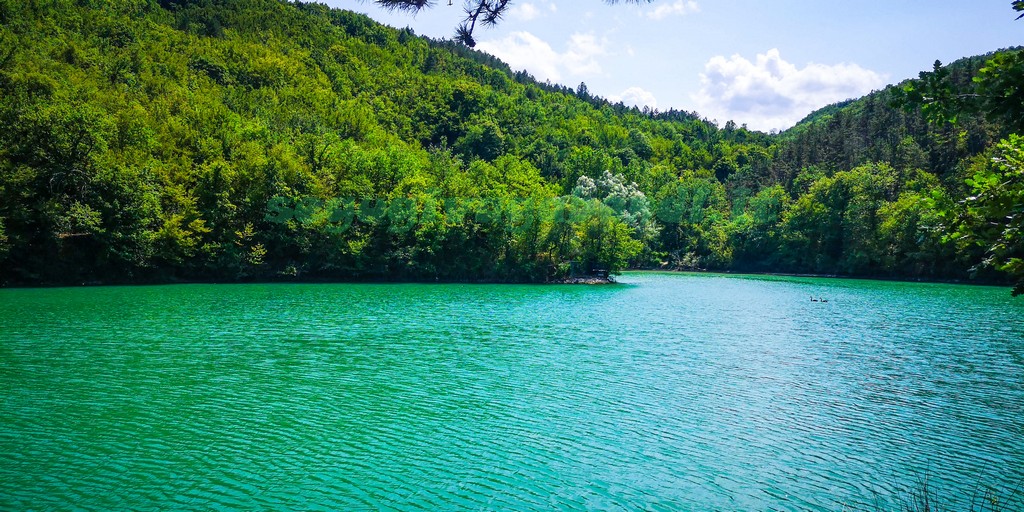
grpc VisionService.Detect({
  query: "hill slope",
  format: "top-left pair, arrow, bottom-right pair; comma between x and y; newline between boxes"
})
0,0 -> 1017,287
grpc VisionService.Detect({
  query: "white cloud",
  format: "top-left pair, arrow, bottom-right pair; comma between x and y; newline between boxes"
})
477,32 -> 561,81
609,87 -> 658,109
563,33 -> 607,75
692,48 -> 886,132
509,2 -> 540,21
645,0 -> 699,20
477,31 -> 607,83
549,2 -> 557,12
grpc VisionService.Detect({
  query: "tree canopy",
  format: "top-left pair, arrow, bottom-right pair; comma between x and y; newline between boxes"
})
0,0 -> 1020,293
891,3 -> 1024,294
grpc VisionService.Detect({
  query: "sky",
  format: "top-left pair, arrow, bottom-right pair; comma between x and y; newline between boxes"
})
321,0 -> 1022,132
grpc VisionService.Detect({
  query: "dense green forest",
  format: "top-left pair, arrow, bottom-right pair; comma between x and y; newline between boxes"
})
1,0 -> 1021,290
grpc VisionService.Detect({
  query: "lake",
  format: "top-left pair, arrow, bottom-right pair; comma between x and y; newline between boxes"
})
1,272 -> 1022,511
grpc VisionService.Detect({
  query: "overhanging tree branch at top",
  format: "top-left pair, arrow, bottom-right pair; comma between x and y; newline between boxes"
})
373,0 -> 648,46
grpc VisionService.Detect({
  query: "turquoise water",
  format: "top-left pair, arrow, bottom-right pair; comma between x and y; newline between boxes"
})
1,272 -> 1022,510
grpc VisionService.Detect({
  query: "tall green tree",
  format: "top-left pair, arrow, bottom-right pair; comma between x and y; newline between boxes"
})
946,135 -> 1024,295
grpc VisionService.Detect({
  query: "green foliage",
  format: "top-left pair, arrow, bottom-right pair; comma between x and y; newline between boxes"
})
0,0 -> 1017,288
573,171 -> 656,237
946,135 -> 1024,294
0,217 -> 8,260
655,173 -> 732,268
455,119 -> 505,161
894,48 -> 1024,134
898,60 -> 971,126
730,185 -> 789,269
886,7 -> 1024,293
772,164 -> 953,277
975,50 -> 1024,133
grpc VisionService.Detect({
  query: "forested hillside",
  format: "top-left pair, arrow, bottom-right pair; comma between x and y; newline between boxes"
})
773,54 -> 1009,192
0,0 -> 1020,288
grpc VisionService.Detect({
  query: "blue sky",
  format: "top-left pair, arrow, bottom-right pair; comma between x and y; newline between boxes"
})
321,0 -> 1021,132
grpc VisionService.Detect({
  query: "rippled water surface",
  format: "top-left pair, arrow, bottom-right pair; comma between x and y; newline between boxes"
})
2,273 -> 1023,510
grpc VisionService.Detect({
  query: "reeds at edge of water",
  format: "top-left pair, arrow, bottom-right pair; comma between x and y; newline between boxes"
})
847,476 -> 1024,512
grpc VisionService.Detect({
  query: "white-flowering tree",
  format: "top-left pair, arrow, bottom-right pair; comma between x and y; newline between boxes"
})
573,170 -> 659,242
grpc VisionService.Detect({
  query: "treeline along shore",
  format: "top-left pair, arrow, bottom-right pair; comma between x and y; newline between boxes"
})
1,0 -> 1021,291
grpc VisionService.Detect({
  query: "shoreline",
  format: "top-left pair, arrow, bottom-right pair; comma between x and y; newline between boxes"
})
553,276 -> 616,285
627,267 -> 1013,289
0,274 -> 619,289
0,269 -> 1013,290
